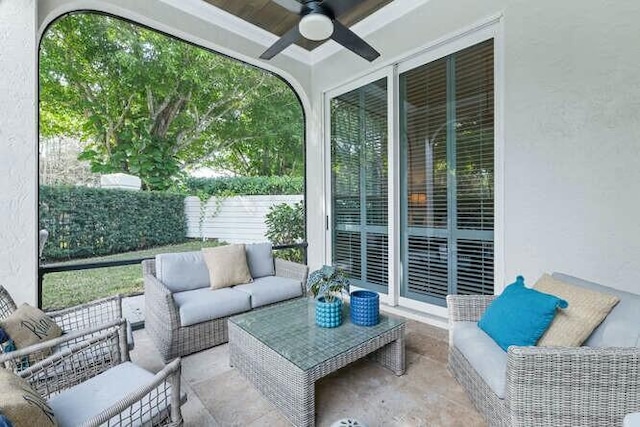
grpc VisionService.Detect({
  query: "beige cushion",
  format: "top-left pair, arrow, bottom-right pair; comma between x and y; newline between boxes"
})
202,244 -> 252,290
534,273 -> 620,346
0,304 -> 62,353
0,368 -> 57,426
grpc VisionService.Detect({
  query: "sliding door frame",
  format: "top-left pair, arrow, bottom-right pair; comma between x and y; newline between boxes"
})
324,67 -> 396,306
323,15 -> 504,315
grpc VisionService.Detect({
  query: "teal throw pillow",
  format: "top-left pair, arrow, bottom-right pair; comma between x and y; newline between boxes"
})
478,276 -> 568,351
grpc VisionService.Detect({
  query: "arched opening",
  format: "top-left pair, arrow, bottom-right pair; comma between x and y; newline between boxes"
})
38,11 -> 306,310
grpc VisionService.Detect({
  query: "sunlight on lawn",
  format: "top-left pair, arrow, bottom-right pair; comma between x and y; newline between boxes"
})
42,240 -> 221,310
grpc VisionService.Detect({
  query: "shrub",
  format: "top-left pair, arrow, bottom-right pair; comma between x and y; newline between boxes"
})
184,176 -> 303,197
39,185 -> 187,261
265,201 -> 305,263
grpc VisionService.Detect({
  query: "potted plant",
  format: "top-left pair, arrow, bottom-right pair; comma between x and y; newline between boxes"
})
307,265 -> 350,328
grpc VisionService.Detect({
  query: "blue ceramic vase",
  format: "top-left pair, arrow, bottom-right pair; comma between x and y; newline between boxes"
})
350,290 -> 379,326
315,297 -> 343,328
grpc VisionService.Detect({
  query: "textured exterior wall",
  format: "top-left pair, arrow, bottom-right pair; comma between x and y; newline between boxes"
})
185,195 -> 303,243
0,1 -> 38,305
311,0 -> 640,295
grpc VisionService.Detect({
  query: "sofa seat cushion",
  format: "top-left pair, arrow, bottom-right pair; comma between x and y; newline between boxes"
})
49,362 -> 175,427
234,276 -> 303,308
173,288 -> 251,327
552,273 -> 640,347
452,321 -> 507,399
155,251 -> 209,292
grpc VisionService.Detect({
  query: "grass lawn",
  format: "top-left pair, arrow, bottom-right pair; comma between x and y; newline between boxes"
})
42,240 -> 222,310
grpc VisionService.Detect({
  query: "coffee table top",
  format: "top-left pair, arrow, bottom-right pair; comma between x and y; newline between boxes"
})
229,298 -> 405,371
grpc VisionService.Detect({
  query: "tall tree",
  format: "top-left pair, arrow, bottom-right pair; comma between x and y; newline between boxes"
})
40,13 -> 304,190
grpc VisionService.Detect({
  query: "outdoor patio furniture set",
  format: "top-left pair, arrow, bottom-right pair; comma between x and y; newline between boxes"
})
143,242 -> 309,362
448,272 -> 640,427
0,286 -> 184,426
4,241 -> 638,426
143,242 -> 407,427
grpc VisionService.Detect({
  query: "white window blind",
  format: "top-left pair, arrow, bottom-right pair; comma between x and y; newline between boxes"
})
331,78 -> 389,293
400,39 -> 495,305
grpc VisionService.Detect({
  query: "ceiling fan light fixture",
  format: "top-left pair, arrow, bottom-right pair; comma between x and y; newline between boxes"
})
298,13 -> 334,41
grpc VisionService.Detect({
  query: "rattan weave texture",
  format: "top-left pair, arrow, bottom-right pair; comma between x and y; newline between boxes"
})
0,286 -> 127,370
143,257 -> 309,362
229,298 -> 405,427
0,321 -> 184,426
447,294 -> 640,426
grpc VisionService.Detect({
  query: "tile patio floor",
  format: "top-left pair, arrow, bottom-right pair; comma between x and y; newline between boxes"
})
130,317 -> 485,426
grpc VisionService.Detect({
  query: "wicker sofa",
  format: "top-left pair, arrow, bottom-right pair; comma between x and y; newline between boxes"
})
143,244 -> 309,362
447,272 -> 640,427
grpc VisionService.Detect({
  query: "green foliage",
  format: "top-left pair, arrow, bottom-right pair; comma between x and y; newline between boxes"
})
265,201 -> 305,263
307,266 -> 350,303
184,176 -> 303,197
39,186 -> 187,260
40,13 -> 304,190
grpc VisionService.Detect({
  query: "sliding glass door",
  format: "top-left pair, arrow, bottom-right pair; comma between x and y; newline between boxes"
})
327,31 -> 498,308
330,78 -> 389,293
400,39 -> 495,306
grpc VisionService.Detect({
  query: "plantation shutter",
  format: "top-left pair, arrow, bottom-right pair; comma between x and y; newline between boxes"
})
400,39 -> 494,305
455,40 -> 495,295
331,78 -> 388,293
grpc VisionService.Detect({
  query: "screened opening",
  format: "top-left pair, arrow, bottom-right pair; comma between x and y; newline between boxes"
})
38,12 -> 305,309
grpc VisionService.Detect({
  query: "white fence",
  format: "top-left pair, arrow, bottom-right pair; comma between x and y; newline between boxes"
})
185,195 -> 303,243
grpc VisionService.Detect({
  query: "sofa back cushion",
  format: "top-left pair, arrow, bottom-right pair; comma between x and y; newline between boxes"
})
552,272 -> 640,347
155,251 -> 210,292
245,242 -> 275,279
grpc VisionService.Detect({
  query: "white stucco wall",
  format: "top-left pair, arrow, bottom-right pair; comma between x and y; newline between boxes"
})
0,0 -> 38,305
310,0 -> 640,294
2,0 -> 639,306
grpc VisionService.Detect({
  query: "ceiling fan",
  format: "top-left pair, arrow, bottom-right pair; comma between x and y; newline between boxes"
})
260,0 -> 381,62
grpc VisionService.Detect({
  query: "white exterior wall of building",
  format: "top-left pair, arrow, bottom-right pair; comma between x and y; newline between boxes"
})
2,0 -> 639,306
0,0 -> 38,305
309,0 -> 640,295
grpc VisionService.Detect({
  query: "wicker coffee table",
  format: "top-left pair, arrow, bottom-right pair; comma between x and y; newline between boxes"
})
228,298 -> 405,427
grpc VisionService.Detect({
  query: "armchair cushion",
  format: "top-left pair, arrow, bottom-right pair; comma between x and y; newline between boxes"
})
48,362 -> 164,427
202,244 -> 253,289
0,368 -> 56,426
534,273 -> 619,347
452,321 -> 507,398
478,276 -> 567,351
234,276 -> 303,308
245,242 -> 275,278
173,288 -> 251,327
155,251 -> 210,292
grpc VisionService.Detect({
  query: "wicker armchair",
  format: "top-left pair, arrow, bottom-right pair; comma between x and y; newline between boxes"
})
0,285 -> 133,368
447,294 -> 640,427
0,320 -> 184,427
144,256 -> 309,362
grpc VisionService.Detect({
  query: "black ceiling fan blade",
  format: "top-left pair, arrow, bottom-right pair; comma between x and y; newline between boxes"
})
330,20 -> 380,62
322,0 -> 364,18
260,24 -> 302,60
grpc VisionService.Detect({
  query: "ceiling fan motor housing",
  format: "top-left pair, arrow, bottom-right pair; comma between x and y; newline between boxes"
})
299,2 -> 334,41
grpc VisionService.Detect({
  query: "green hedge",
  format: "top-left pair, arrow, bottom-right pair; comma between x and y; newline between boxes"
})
184,176 -> 303,197
40,186 -> 187,261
